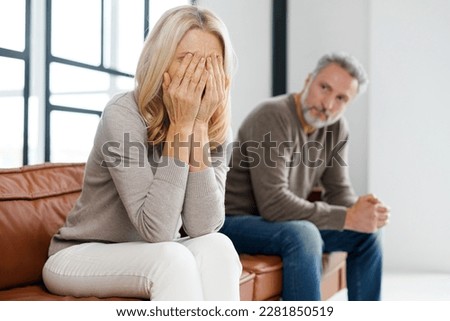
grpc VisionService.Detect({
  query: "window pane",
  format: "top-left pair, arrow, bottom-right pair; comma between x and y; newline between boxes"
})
0,57 -> 24,91
50,111 -> 100,163
50,62 -> 109,94
51,93 -> 110,112
0,97 -> 23,168
0,0 -> 25,51
51,0 -> 101,65
103,0 -> 144,74
50,63 -> 133,110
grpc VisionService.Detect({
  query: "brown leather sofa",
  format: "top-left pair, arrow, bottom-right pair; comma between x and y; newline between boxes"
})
0,162 -> 346,301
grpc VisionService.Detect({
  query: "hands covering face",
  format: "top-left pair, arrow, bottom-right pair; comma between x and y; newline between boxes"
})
162,53 -> 229,128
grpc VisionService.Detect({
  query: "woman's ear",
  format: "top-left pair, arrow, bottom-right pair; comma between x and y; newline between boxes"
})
162,72 -> 171,89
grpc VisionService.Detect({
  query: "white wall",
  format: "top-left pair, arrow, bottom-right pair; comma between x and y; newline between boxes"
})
287,0 -> 370,195
196,0 -> 272,134
369,0 -> 450,272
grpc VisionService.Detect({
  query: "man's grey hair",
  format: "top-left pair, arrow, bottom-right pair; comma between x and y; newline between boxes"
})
312,52 -> 369,95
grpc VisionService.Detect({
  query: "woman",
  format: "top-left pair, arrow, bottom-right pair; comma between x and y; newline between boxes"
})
43,5 -> 241,301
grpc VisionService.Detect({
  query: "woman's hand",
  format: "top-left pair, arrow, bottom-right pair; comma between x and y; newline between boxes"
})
195,55 -> 229,125
162,53 -> 209,130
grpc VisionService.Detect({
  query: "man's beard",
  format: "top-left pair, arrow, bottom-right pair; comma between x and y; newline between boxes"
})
301,90 -> 343,129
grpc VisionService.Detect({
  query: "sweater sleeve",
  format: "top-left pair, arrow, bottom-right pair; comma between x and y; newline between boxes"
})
245,109 -> 347,230
181,130 -> 232,237
320,119 -> 358,207
99,102 -> 189,243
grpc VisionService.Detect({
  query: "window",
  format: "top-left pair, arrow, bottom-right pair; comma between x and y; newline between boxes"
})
45,0 -> 140,162
0,0 -> 190,168
0,0 -> 30,167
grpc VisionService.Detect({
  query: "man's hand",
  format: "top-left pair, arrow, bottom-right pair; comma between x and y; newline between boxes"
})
375,203 -> 390,228
344,194 -> 391,233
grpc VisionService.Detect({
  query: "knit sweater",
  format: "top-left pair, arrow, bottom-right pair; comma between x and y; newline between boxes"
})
49,91 -> 230,256
225,94 -> 357,230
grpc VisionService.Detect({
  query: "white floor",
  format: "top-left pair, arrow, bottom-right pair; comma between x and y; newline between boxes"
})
329,271 -> 450,301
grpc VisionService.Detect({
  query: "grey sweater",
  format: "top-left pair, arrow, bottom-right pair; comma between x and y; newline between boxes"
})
49,91 -> 230,256
225,94 -> 357,230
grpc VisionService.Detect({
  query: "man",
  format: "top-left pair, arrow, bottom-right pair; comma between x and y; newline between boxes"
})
221,52 -> 390,301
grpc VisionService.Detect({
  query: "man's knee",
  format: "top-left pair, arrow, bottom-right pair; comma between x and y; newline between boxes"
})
368,230 -> 383,251
278,220 -> 322,255
352,230 -> 383,256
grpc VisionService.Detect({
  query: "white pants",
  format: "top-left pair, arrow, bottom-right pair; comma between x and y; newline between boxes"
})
43,233 -> 242,300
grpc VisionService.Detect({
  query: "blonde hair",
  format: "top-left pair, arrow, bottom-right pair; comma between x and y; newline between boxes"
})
134,5 -> 236,148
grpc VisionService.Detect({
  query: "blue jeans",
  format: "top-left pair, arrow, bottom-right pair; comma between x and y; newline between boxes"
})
220,215 -> 382,301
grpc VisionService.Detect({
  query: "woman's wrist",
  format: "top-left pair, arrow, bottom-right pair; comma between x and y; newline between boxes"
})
163,123 -> 192,164
193,119 -> 209,132
170,121 -> 195,135
189,120 -> 211,172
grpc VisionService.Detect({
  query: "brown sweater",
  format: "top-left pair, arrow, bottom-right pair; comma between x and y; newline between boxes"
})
225,94 -> 357,230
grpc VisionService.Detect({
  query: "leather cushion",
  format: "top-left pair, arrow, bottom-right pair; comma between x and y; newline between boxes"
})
238,270 -> 255,301
0,283 -> 137,301
240,255 -> 283,301
0,163 -> 85,290
322,252 -> 347,277
240,252 -> 347,300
